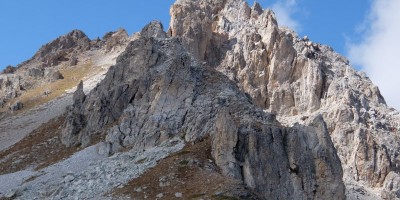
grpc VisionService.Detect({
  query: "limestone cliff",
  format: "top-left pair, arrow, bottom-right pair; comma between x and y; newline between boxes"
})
62,21 -> 345,199
168,0 -> 400,198
58,0 -> 400,199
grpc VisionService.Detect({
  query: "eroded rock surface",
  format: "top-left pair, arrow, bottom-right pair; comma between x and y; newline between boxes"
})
213,112 -> 344,199
62,21 -> 345,199
169,0 -> 400,198
2,0 -> 398,199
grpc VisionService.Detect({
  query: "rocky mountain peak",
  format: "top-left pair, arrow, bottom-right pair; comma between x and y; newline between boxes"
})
2,0 -> 400,199
61,20 -> 345,198
99,28 -> 130,52
102,29 -> 128,41
32,29 -> 90,67
141,20 -> 167,39
251,1 -> 263,15
168,0 -> 400,198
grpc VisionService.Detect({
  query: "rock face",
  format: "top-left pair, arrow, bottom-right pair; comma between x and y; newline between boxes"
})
0,74 -> 21,101
62,21 -> 345,199
168,0 -> 400,198
61,81 -> 86,147
213,112 -> 344,199
101,29 -> 130,52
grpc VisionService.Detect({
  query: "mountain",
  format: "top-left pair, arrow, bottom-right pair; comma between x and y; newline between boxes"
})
1,0 -> 399,199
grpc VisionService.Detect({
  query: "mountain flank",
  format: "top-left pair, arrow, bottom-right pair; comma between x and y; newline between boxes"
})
0,0 -> 400,199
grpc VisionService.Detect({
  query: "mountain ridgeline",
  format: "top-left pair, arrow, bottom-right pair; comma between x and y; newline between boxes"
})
1,0 -> 400,199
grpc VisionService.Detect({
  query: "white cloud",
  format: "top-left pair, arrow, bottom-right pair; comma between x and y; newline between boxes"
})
271,0 -> 301,31
348,0 -> 400,110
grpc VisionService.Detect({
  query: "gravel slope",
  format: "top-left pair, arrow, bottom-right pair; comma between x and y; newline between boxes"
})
0,94 -> 72,152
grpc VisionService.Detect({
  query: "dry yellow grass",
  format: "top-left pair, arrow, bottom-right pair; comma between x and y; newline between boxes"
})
1,61 -> 102,114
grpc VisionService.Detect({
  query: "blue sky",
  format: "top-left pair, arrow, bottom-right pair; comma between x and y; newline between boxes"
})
0,0 -> 368,69
0,0 -> 174,68
0,0 -> 399,109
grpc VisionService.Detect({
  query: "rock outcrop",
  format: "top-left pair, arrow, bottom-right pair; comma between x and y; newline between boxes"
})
213,112 -> 345,199
2,65 -> 16,74
62,21 -> 345,199
2,0 -> 398,199
169,0 -> 400,198
61,81 -> 86,147
100,29 -> 130,53
30,29 -> 90,68
0,28 -> 131,109
0,74 -> 21,101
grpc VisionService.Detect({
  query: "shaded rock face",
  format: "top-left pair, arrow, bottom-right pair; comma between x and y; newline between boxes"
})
61,21 -> 345,199
213,112 -> 344,199
61,81 -> 86,147
169,0 -> 400,197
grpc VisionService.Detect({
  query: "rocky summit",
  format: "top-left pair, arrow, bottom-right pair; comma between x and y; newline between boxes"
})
0,0 -> 399,199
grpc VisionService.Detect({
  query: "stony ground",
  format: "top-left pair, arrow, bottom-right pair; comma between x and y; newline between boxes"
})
0,94 -> 72,152
112,138 -> 256,200
0,46 -> 124,199
0,131 -> 255,199
0,116 -> 74,175
0,138 -> 185,199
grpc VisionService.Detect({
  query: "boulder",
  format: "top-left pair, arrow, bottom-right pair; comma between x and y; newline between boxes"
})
49,70 -> 64,82
9,101 -> 23,111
